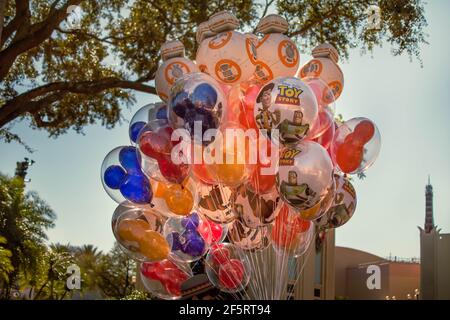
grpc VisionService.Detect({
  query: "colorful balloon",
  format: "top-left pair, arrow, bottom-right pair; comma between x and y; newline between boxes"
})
254,77 -> 318,145
129,103 -> 168,145
276,141 -> 333,211
228,219 -> 270,251
254,14 -> 300,82
169,72 -> 226,145
205,243 -> 251,293
101,146 -> 152,206
232,183 -> 281,229
197,183 -> 237,224
140,259 -> 192,299
271,205 -> 314,257
155,40 -> 199,102
111,205 -> 168,262
163,212 -> 211,262
317,174 -> 357,230
299,44 -> 344,102
330,117 -> 381,174
196,11 -> 257,85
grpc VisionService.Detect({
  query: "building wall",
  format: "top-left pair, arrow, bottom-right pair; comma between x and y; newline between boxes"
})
388,263 -> 420,299
437,233 -> 450,299
420,229 -> 438,299
296,229 -> 335,300
335,246 -> 385,299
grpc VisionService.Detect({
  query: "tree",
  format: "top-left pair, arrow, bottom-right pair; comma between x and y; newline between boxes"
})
32,243 -> 74,300
95,243 -> 136,299
0,0 -> 426,145
0,236 -> 13,286
0,173 -> 56,298
73,244 -> 103,296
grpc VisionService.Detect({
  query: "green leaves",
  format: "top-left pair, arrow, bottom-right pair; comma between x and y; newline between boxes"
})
0,0 -> 427,146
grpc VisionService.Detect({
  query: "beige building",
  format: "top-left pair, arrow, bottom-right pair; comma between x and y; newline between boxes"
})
419,179 -> 450,300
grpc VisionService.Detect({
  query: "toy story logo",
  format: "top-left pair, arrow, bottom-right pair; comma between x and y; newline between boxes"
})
274,85 -> 303,106
279,148 -> 301,166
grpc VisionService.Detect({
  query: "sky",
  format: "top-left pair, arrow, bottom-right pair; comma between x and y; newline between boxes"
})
1,1 -> 449,259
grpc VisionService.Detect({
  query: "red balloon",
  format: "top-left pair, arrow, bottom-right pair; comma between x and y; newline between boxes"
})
219,259 -> 244,289
249,137 -> 276,193
211,247 -> 231,265
141,260 -> 189,296
353,119 -> 375,145
198,219 -> 223,244
335,139 -> 363,173
158,155 -> 189,184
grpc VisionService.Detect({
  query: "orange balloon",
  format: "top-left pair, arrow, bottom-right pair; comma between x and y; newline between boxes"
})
164,184 -> 194,216
353,120 -> 375,144
271,206 -> 311,250
117,219 -> 169,261
336,141 -> 363,173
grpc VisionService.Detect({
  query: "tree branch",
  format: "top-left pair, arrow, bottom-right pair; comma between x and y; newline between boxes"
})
0,78 -> 157,128
0,0 -> 83,81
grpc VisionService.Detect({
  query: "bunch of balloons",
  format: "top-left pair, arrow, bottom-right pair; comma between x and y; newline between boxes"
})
101,11 -> 381,300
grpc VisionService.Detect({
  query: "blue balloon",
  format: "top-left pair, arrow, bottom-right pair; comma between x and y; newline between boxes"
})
119,174 -> 152,204
190,83 -> 217,109
181,212 -> 200,230
182,233 -> 205,257
119,146 -> 141,174
129,121 -> 146,143
169,232 -> 182,251
156,105 -> 168,120
104,165 -> 126,190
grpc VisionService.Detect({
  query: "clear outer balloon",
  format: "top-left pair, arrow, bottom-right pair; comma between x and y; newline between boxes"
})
253,33 -> 300,83
169,72 -> 226,145
197,216 -> 228,245
254,76 -> 318,146
296,177 -> 335,221
196,30 -> 257,85
299,57 -> 344,102
228,219 -> 270,251
306,105 -> 334,141
137,120 -> 190,184
163,212 -> 211,262
270,204 -> 314,257
111,204 -> 169,262
276,141 -> 334,211
330,117 -> 381,174
101,146 -> 152,206
301,77 -> 336,112
232,183 -> 281,229
129,103 -> 168,145
316,174 -> 357,230
155,57 -> 199,102
204,122 -> 255,188
314,117 -> 336,150
205,243 -> 251,293
140,258 -> 193,300
150,178 -> 198,218
197,183 -> 237,224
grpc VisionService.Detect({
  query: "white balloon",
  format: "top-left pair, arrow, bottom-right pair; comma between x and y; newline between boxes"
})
155,57 -> 198,102
254,33 -> 300,82
276,141 -> 334,211
196,30 -> 257,85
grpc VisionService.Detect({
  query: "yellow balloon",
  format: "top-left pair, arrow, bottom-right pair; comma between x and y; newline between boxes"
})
117,219 -> 169,261
164,184 -> 193,216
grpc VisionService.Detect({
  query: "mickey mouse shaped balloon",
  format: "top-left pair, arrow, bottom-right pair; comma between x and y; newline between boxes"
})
155,40 -> 198,102
196,11 -> 257,85
253,14 -> 300,83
